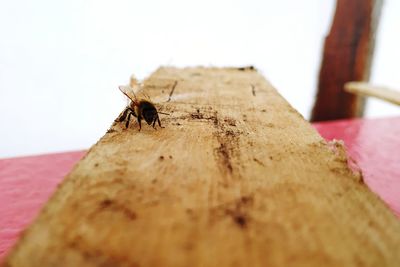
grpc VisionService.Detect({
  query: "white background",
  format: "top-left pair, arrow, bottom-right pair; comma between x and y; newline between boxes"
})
0,0 -> 399,158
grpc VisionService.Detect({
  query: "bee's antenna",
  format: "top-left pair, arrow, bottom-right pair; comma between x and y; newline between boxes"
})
158,112 -> 170,115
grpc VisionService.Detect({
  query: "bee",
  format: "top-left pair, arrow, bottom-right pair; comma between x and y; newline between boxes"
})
118,76 -> 168,131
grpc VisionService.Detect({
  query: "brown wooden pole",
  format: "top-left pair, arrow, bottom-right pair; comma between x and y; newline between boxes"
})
311,0 -> 383,122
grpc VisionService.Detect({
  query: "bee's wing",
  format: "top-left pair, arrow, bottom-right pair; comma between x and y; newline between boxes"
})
127,80 -> 199,103
134,85 -> 152,101
119,85 -> 137,102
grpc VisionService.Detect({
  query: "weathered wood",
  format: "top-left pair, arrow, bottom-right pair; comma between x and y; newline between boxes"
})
345,81 -> 400,106
3,67 -> 400,267
311,0 -> 383,121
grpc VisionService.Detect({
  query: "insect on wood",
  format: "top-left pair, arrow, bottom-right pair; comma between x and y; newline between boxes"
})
118,76 -> 168,131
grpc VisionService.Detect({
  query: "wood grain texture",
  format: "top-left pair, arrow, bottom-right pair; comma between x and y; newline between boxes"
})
311,0 -> 383,121
3,67 -> 400,267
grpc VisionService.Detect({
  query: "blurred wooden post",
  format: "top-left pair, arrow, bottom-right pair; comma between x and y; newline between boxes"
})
311,0 -> 383,122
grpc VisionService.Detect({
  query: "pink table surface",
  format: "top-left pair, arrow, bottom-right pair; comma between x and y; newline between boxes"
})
313,117 -> 400,217
0,151 -> 86,258
1,117 -> 399,259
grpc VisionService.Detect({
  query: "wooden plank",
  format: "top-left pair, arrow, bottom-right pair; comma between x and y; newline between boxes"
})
3,67 -> 400,267
311,0 -> 383,121
345,81 -> 400,106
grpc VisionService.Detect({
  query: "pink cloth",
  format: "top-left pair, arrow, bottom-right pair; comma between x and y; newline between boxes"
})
1,117 -> 399,259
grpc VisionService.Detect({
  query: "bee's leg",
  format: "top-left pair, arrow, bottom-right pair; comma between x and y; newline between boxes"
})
125,112 -> 132,128
137,116 -> 142,131
118,107 -> 130,122
158,116 -> 164,128
152,118 -> 157,129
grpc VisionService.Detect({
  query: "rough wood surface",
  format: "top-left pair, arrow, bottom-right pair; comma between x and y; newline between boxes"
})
3,67 -> 400,267
311,0 -> 383,121
345,81 -> 400,106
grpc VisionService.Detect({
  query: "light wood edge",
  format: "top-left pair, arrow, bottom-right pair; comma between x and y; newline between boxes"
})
344,81 -> 400,106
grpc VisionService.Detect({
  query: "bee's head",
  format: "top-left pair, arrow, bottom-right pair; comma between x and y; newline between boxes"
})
142,108 -> 158,125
